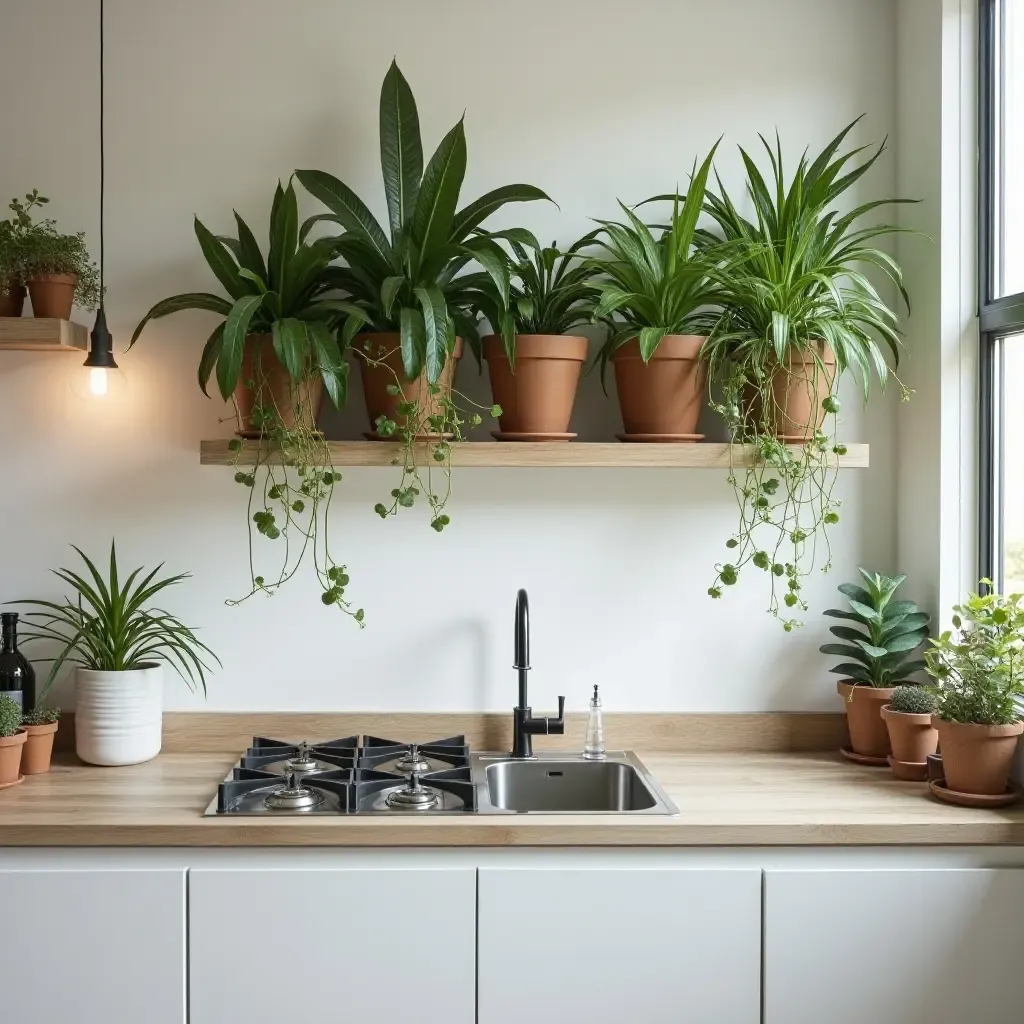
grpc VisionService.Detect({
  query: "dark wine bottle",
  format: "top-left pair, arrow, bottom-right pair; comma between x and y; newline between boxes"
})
0,612 -> 35,713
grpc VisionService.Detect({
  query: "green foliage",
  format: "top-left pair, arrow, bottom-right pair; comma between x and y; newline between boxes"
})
458,231 -> 602,365
130,180 -> 352,406
925,585 -> 1024,725
14,542 -> 220,700
295,60 -> 550,383
587,144 -> 723,376
819,568 -> 929,686
22,705 -> 61,726
1,191 -> 100,308
0,695 -> 22,738
888,685 -> 936,715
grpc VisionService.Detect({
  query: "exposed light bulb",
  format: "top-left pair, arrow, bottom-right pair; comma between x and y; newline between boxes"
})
88,366 -> 109,397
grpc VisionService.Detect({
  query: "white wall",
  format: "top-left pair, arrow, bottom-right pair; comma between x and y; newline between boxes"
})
0,0 -> 901,713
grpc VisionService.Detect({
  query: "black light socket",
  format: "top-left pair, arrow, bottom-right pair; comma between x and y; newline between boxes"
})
84,306 -> 118,369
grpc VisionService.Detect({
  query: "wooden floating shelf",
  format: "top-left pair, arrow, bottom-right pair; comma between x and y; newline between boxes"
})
0,317 -> 87,352
201,439 -> 870,469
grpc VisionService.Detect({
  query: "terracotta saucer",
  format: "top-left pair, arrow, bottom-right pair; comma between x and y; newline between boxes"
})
616,433 -> 705,443
929,778 -> 1021,808
492,431 -> 577,442
0,775 -> 24,790
840,745 -> 889,767
362,431 -> 453,442
887,755 -> 929,782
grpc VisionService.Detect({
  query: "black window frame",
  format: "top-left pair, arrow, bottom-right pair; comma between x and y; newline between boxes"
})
979,0 -> 1024,589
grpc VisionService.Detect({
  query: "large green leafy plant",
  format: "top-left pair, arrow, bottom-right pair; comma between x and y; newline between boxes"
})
296,60 -> 549,527
925,585 -> 1024,725
819,569 -> 929,688
702,120 -> 914,627
129,182 -> 363,620
14,543 -> 220,699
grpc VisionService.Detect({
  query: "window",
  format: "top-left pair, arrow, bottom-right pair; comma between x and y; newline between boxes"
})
980,0 -> 1024,591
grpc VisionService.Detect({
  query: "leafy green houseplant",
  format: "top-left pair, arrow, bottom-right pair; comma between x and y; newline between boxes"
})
819,569 -> 929,760
130,181 -> 363,619
0,693 -> 26,786
586,145 -> 723,440
460,231 -> 601,437
15,543 -> 220,766
20,705 -> 61,776
702,120 -> 913,628
925,585 -> 1024,796
296,60 -> 549,528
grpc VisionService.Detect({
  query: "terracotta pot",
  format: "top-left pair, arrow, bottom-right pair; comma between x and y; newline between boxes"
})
21,721 -> 59,775
483,334 -> 587,437
28,273 -> 77,319
933,718 -> 1024,795
746,343 -> 837,440
838,681 -> 894,758
233,334 -> 325,439
357,332 -> 464,438
881,706 -> 939,766
0,730 -> 26,786
611,335 -> 706,438
0,283 -> 26,317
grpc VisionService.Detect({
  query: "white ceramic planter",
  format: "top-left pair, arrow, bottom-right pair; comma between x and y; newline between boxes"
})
75,664 -> 163,766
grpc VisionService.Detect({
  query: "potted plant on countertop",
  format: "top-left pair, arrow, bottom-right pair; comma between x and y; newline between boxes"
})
0,694 -> 26,788
702,120 -> 914,628
819,568 -> 929,764
461,231 -> 601,439
881,686 -> 938,781
20,705 -> 61,775
296,60 -> 550,528
15,542 -> 219,767
587,144 -> 723,442
129,181 -> 363,619
925,585 -> 1024,802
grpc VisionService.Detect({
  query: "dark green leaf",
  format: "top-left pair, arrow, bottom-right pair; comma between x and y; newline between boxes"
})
129,293 -> 232,348
379,60 -> 423,235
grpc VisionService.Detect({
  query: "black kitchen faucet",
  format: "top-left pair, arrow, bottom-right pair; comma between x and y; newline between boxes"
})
510,588 -> 565,758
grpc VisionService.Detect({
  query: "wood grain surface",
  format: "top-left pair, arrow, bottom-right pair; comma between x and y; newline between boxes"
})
0,317 -> 87,351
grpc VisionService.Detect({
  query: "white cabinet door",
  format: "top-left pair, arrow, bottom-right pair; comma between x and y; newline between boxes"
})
478,867 -> 761,1024
189,868 -> 476,1024
765,869 -> 1024,1024
0,869 -> 185,1024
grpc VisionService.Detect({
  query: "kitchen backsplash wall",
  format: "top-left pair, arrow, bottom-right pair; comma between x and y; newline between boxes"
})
0,0 -> 899,713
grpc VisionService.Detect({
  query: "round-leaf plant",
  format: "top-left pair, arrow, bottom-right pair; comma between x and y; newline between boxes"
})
887,685 -> 936,716
0,695 -> 22,739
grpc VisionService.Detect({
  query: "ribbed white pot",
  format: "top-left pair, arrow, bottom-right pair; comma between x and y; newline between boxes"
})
75,664 -> 163,766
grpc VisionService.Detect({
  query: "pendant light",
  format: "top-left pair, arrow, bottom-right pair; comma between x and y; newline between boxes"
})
83,0 -> 118,397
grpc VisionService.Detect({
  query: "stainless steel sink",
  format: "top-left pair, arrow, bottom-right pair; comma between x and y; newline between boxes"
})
470,751 -> 677,815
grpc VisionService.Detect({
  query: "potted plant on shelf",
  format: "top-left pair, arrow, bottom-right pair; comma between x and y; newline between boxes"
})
15,542 -> 219,767
702,120 -> 913,627
129,181 -> 363,619
20,705 -> 60,775
586,145 -> 723,442
881,686 -> 938,781
295,60 -> 549,528
11,190 -> 101,319
925,585 -> 1024,797
0,194 -> 31,317
820,568 -> 929,763
0,694 -> 26,788
460,231 -> 600,439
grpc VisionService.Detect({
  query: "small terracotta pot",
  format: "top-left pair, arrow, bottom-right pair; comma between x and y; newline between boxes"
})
483,334 -> 587,437
746,344 -> 837,440
882,706 -> 939,766
933,718 -> 1024,795
0,283 -> 26,317
357,332 -> 464,438
234,334 -> 325,439
21,721 -> 59,775
838,681 -> 894,758
0,730 -> 26,786
612,335 -> 706,438
28,273 -> 77,319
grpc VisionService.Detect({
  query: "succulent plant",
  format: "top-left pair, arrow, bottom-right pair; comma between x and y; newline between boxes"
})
0,694 -> 23,738
888,685 -> 937,716
22,705 -> 61,727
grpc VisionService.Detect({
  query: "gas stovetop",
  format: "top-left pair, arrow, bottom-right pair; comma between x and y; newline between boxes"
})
207,736 -> 476,815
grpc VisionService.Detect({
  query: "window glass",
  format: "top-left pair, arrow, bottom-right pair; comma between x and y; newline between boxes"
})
995,1 -> 1024,297
999,335 -> 1024,593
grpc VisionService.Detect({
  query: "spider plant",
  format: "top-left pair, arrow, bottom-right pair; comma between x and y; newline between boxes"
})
701,119 -> 915,629
13,542 -> 220,700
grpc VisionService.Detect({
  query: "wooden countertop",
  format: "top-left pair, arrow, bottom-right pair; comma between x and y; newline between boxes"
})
1,751 -> 1023,846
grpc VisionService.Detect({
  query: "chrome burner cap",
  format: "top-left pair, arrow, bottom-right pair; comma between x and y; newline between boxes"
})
394,744 -> 431,774
264,772 -> 321,811
385,771 -> 439,810
282,741 -> 319,775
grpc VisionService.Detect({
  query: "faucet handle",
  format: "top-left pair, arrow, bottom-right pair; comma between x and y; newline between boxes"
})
550,695 -> 566,734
